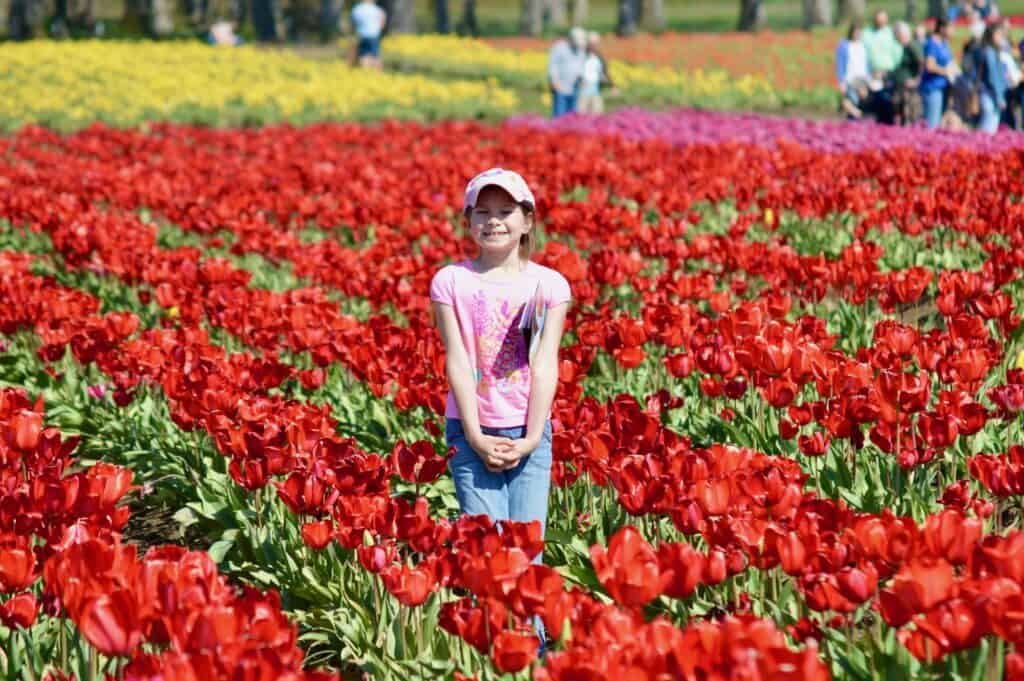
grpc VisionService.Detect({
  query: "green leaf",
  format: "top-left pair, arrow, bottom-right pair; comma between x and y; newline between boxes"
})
172,506 -> 199,528
207,539 -> 234,563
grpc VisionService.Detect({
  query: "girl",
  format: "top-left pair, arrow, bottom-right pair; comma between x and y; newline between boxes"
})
430,168 -> 570,563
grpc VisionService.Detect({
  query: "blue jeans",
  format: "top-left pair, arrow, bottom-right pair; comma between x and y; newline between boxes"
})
979,91 -> 1000,134
922,88 -> 945,129
447,418 -> 552,649
446,419 -> 552,547
551,90 -> 577,118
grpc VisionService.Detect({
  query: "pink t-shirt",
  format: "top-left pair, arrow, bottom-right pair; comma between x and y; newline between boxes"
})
430,260 -> 572,428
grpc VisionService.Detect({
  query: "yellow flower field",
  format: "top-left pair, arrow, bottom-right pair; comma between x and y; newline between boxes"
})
383,34 -> 778,109
0,41 -> 519,130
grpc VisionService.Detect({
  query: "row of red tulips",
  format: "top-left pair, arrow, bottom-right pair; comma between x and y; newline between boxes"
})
6,224 -> 1024,674
0,241 -> 835,677
4,187 -> 1019,667
2,120 -> 1024,678
6,122 -> 1023,331
0,381 -> 336,680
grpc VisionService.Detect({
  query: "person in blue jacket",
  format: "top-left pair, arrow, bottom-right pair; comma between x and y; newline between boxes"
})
920,18 -> 956,128
978,23 -> 1009,133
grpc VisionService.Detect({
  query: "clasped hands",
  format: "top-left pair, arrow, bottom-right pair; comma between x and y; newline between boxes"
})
468,433 -> 539,473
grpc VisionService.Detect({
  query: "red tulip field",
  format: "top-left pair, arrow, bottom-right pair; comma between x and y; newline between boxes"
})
1,119 -> 1024,681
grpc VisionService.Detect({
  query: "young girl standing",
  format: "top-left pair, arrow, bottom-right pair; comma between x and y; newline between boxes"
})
430,168 -> 570,557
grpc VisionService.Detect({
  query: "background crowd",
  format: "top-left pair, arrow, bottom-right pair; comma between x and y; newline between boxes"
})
546,26 -> 618,116
836,0 -> 1024,132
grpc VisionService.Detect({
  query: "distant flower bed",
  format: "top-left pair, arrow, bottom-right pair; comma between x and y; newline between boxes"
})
487,30 -> 837,109
508,106 -> 1024,153
383,34 -> 780,111
0,41 -> 519,130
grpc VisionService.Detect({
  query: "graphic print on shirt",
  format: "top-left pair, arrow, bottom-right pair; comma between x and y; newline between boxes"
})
471,289 -> 529,390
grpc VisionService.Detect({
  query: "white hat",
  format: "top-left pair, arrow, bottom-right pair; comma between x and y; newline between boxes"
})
463,168 -> 536,213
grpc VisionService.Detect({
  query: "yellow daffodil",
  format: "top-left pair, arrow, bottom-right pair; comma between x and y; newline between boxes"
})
0,41 -> 518,130
383,35 -> 776,108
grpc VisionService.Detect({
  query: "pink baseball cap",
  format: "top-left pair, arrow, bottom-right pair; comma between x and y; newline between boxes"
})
463,167 -> 536,213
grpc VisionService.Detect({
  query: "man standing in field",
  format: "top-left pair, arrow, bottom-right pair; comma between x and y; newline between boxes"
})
890,21 -> 924,124
548,26 -> 587,118
863,10 -> 903,78
351,0 -> 387,70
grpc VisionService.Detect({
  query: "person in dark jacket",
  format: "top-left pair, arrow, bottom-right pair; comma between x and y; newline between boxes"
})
890,21 -> 924,124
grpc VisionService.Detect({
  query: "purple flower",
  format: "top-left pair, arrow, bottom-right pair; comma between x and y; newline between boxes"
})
507,107 -> 1024,154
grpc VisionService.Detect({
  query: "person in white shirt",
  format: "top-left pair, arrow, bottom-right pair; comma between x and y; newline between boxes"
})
350,0 -> 387,70
547,26 -> 587,117
836,23 -> 879,119
1000,24 -> 1023,128
578,32 -> 615,114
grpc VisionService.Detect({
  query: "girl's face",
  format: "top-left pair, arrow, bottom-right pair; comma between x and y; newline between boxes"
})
467,186 -> 533,256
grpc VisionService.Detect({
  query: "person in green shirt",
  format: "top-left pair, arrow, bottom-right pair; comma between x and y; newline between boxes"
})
863,10 -> 904,75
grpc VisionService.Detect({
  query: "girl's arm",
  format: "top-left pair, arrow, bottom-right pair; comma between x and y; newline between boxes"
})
523,301 -> 570,448
434,301 -> 485,444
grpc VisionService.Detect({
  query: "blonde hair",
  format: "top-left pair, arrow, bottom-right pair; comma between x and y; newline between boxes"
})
519,202 -> 536,261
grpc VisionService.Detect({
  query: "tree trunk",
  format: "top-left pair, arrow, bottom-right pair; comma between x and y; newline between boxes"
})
836,0 -> 865,25
122,0 -> 151,35
927,0 -> 946,19
642,0 -> 664,31
737,0 -> 763,30
6,0 -> 32,37
151,0 -> 174,35
616,0 -> 636,36
388,0 -> 415,32
457,0 -> 477,34
434,0 -> 448,32
545,0 -> 566,27
570,0 -> 586,25
251,0 -> 278,41
801,0 -> 830,28
905,0 -> 916,21
520,0 -> 541,36
318,0 -> 341,41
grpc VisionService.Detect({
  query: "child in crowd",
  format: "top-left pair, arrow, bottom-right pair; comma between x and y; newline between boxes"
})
579,31 -> 616,114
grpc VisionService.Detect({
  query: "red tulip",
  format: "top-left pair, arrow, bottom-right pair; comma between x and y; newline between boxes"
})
0,592 -> 38,629
491,629 -> 538,673
301,520 -> 334,550
393,439 -> 450,484
590,526 -> 669,608
0,547 -> 36,592
11,409 -> 43,451
78,590 -> 142,658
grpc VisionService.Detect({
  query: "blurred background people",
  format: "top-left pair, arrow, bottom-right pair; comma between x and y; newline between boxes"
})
921,17 -> 956,128
978,22 -> 1008,132
548,26 -> 586,117
207,18 -> 242,45
890,21 -> 924,124
864,10 -> 903,77
836,22 -> 872,116
350,0 -> 386,69
578,31 -> 616,114
1001,23 -> 1024,129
